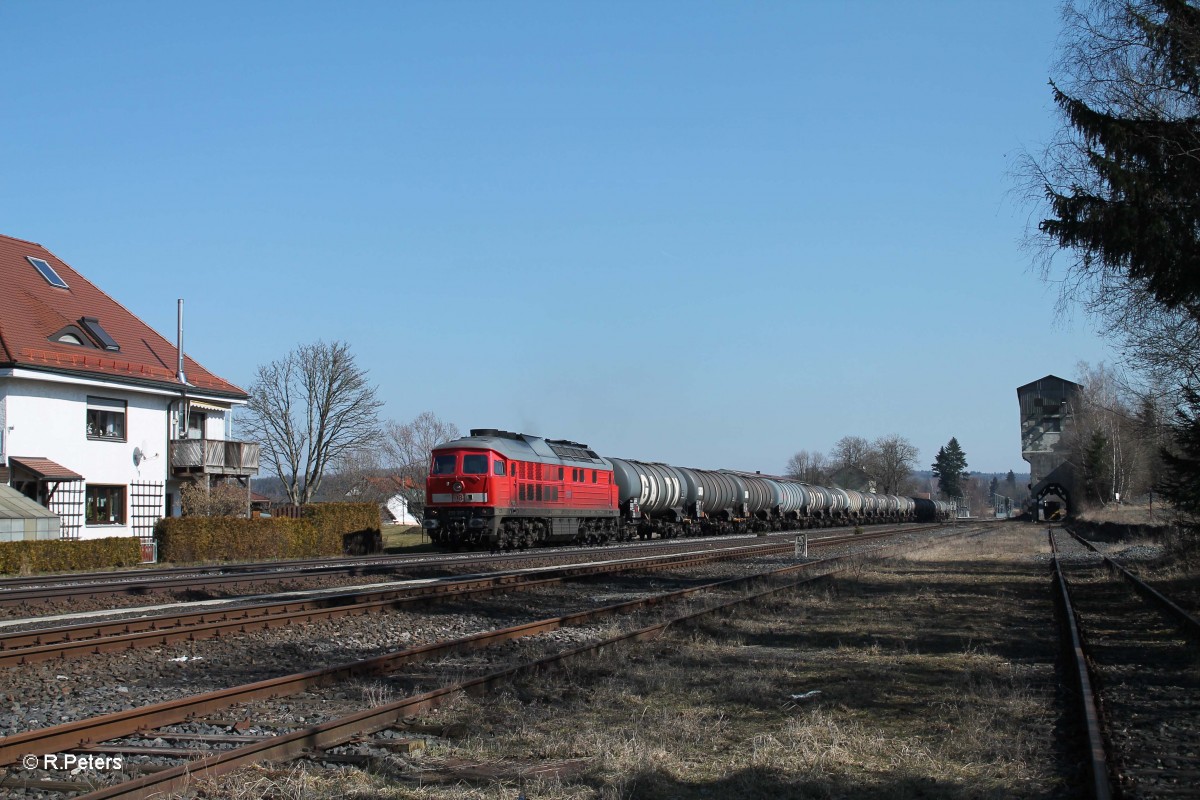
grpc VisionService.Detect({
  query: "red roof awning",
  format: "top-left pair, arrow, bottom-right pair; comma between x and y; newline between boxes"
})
8,457 -> 83,481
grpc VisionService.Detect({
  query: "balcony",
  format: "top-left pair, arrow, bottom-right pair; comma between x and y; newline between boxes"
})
170,439 -> 261,477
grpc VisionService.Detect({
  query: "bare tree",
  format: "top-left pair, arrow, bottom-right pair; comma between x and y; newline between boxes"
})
242,340 -> 383,506
830,436 -> 872,471
1086,275 -> 1200,402
381,412 -> 460,523
784,449 -> 828,484
316,445 -> 391,504
867,434 -> 919,495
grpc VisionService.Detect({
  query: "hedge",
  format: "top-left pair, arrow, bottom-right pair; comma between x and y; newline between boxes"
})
155,502 -> 382,563
0,537 -> 143,575
305,502 -> 383,555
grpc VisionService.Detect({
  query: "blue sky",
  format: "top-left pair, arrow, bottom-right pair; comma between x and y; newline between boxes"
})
0,2 -> 1112,475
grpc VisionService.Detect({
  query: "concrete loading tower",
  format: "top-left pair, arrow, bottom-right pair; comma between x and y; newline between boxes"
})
1017,374 -> 1081,519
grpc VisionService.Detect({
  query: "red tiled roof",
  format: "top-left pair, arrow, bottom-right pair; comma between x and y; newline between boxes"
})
365,475 -> 418,492
8,456 -> 84,481
0,233 -> 246,397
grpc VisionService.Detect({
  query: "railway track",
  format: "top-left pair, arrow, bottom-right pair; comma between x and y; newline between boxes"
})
0,533 -> 873,667
0,525 -> 927,610
1049,526 -> 1200,799
0,522 -> 975,798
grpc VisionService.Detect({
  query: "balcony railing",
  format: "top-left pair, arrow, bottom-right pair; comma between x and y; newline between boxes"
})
169,439 -> 261,476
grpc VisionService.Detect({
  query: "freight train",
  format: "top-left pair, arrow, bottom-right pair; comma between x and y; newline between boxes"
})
422,429 -> 957,549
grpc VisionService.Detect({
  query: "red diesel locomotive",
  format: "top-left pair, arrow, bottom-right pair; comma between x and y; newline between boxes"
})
423,429 -> 621,549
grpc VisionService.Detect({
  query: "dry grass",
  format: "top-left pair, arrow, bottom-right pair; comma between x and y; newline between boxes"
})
899,523 -> 1052,562
383,526 -> 434,552
188,525 -> 1070,799
1075,503 -> 1173,526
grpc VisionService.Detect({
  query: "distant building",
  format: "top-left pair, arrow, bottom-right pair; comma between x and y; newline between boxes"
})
1017,374 -> 1081,518
357,476 -> 419,526
0,233 -> 258,544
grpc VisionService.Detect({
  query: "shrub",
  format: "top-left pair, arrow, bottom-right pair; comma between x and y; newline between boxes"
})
0,537 -> 143,575
155,502 -> 382,562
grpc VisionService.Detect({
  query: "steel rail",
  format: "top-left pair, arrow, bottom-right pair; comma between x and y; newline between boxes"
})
0,533 -> 772,590
0,525 -> 961,769
0,536 -> 823,666
0,526 -> 936,666
0,552 -> 425,589
0,523 -> 943,606
0,538 -> 721,595
1048,528 -> 1113,800
1061,525 -> 1200,641
0,535 -> 769,590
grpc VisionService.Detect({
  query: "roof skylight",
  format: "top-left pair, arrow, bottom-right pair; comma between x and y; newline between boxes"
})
27,256 -> 69,289
79,317 -> 120,351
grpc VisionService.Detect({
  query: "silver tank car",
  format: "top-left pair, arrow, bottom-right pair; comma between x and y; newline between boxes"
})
677,468 -> 748,520
864,494 -> 883,520
609,458 -> 689,537
842,488 -> 864,520
775,480 -> 810,519
738,473 -> 778,517
803,484 -> 834,523
609,458 -> 683,515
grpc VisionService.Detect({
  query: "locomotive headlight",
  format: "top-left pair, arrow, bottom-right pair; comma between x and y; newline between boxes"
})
452,481 -> 464,492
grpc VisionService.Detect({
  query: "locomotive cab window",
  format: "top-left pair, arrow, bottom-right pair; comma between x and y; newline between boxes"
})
592,470 -> 597,483
494,460 -> 505,476
431,455 -> 456,475
462,454 -> 488,474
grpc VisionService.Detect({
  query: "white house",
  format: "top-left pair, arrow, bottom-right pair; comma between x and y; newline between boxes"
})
0,233 -> 258,543
385,494 -> 418,526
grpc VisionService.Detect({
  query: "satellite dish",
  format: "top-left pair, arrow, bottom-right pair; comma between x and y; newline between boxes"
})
133,447 -> 144,466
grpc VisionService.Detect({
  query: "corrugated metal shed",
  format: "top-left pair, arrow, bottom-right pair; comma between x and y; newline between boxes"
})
0,484 -> 60,541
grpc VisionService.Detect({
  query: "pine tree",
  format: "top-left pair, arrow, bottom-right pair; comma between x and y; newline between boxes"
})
1161,388 -> 1200,533
932,437 -> 969,500
1040,0 -> 1200,311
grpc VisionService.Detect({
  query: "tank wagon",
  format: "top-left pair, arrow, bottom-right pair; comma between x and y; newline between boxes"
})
424,429 -> 957,548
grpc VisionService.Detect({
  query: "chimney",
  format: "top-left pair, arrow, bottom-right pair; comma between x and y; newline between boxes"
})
176,299 -> 187,385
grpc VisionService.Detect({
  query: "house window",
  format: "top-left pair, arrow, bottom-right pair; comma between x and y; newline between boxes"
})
87,397 -> 126,441
188,410 -> 206,439
86,485 -> 126,525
